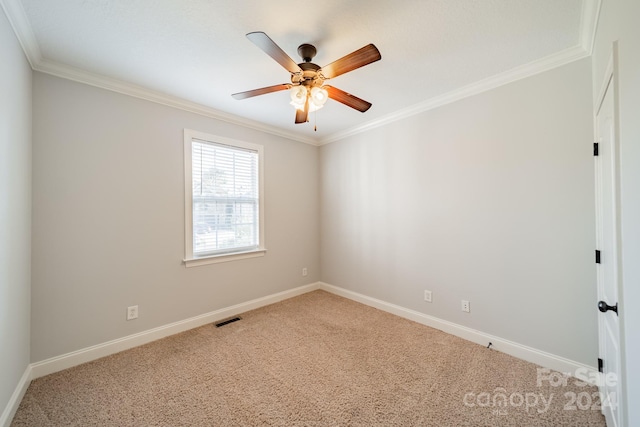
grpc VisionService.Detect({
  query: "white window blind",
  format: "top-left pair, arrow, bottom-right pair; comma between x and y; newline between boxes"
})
191,139 -> 259,257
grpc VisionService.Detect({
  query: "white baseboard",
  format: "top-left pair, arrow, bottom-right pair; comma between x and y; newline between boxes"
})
26,280 -> 598,385
318,282 -> 599,384
0,365 -> 31,427
30,282 -> 321,379
5,280 -> 599,425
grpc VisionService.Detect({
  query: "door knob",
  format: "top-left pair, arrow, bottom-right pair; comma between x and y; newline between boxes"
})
598,300 -> 618,315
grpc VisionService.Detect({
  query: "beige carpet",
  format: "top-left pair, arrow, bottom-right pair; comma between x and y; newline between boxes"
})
12,290 -> 606,426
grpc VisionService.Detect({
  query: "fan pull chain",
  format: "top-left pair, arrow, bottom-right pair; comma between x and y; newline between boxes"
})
314,110 -> 317,132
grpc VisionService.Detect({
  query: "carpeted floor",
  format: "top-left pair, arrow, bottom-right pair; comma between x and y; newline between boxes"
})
12,290 -> 606,426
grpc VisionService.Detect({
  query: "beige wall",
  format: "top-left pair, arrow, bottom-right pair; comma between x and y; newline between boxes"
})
0,8 -> 32,419
31,72 -> 320,362
320,58 -> 597,365
591,0 -> 640,424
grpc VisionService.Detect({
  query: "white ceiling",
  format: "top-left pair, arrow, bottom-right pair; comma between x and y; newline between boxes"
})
4,0 -> 599,144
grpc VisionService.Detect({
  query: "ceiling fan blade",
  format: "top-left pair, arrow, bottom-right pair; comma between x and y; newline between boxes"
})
246,32 -> 302,74
295,96 -> 309,124
232,84 -> 290,100
320,44 -> 381,79
325,86 -> 372,112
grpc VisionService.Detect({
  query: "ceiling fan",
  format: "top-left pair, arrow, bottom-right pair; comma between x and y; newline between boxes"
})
232,32 -> 381,126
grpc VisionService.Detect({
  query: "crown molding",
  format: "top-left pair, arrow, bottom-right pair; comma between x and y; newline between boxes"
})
319,44 -> 589,145
0,0 -> 318,146
3,0 -> 598,148
579,0 -> 602,55
33,58 -> 318,145
0,0 -> 41,67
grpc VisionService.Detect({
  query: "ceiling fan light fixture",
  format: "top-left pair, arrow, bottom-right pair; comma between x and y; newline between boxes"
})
310,86 -> 328,107
234,32 -> 381,125
308,102 -> 322,113
289,85 -> 307,110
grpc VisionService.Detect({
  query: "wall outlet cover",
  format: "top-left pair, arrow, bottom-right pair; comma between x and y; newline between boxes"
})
461,300 -> 470,313
424,290 -> 432,302
127,305 -> 139,320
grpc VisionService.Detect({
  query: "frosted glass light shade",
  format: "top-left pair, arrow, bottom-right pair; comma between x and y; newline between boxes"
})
289,86 -> 307,110
310,87 -> 328,107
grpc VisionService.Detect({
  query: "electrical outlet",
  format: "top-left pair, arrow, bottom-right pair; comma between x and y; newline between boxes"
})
424,290 -> 432,303
127,305 -> 139,320
302,267 -> 308,277
461,300 -> 470,313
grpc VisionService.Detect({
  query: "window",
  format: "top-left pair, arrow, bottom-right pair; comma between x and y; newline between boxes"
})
184,129 -> 265,267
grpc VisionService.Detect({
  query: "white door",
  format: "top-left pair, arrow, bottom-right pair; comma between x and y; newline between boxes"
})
594,53 -> 622,427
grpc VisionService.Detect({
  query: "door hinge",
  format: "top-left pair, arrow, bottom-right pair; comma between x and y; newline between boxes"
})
598,358 -> 604,373
594,142 -> 599,156
595,250 -> 601,264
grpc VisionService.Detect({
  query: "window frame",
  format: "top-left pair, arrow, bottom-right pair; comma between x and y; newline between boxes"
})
183,129 -> 265,267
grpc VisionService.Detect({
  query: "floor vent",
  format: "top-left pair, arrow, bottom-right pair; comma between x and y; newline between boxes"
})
215,317 -> 242,327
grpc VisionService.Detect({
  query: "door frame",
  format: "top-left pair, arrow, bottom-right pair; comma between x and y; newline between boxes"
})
594,41 -> 625,427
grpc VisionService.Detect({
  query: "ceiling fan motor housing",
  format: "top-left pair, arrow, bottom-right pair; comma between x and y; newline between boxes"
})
292,44 -> 322,87
293,62 -> 322,86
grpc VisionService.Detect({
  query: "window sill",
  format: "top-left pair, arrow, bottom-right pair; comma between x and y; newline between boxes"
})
183,248 -> 266,268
